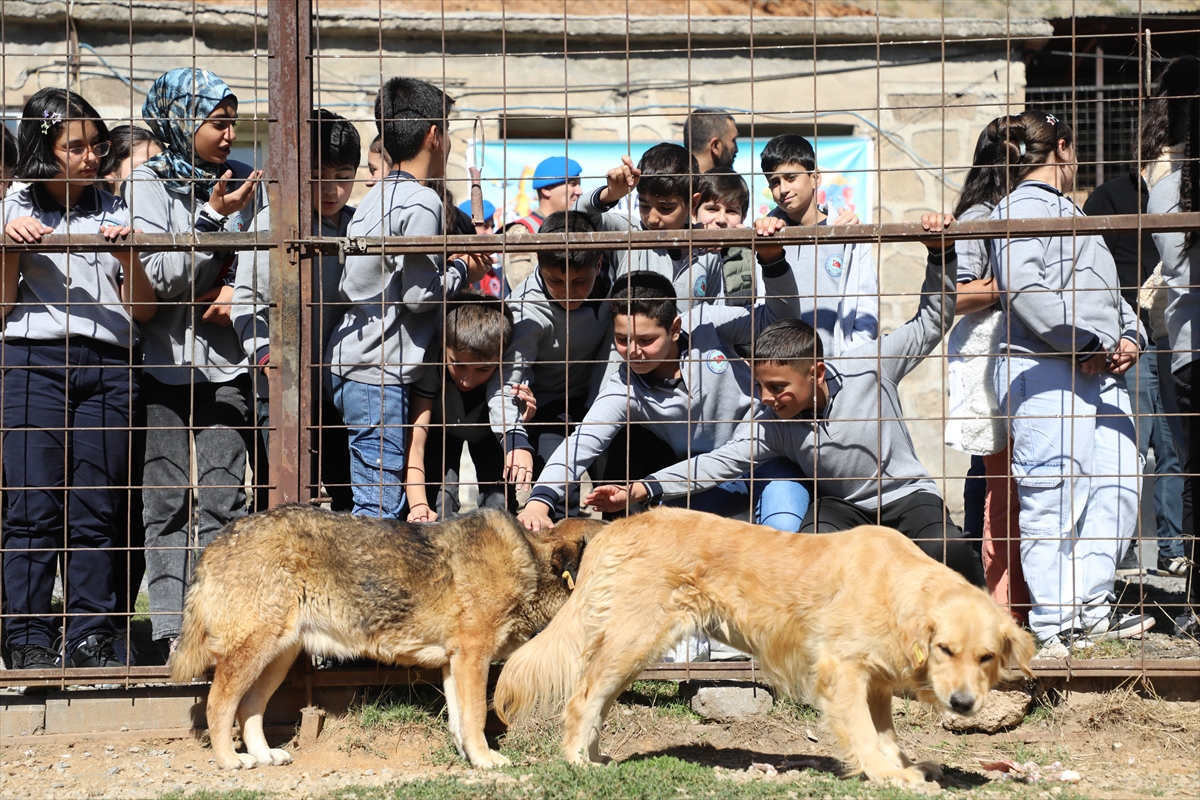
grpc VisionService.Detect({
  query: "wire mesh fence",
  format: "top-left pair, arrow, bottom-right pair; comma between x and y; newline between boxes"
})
0,0 -> 1198,691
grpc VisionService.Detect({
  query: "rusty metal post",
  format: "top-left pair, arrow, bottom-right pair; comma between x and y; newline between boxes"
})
267,0 -> 312,506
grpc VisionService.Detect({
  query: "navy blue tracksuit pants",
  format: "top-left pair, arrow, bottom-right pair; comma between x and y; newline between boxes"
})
2,338 -> 131,655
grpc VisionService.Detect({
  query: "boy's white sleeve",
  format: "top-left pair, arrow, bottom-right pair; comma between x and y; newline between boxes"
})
574,188 -> 634,233
842,241 -> 879,348
232,205 -> 271,366
487,314 -> 543,452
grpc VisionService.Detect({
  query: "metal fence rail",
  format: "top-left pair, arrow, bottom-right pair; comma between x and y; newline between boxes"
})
0,0 -> 1198,694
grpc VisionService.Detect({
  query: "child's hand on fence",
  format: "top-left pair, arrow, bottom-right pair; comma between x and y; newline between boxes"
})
518,499 -> 556,532
753,215 -> 787,262
918,213 -> 955,252
407,503 -> 438,523
209,169 -> 263,218
830,206 -> 860,226
456,253 -> 494,285
586,482 -> 649,512
4,216 -> 54,243
510,383 -> 538,423
1107,337 -> 1140,375
599,155 -> 640,204
505,448 -> 535,491
199,284 -> 235,326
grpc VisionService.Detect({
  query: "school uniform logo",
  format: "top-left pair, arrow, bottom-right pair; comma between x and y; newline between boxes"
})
704,349 -> 730,374
824,253 -> 844,278
693,275 -> 707,297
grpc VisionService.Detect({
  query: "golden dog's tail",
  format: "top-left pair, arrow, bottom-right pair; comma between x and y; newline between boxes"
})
493,576 -> 589,724
168,567 -> 215,683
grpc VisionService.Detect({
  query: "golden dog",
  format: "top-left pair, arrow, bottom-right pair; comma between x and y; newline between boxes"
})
494,508 -> 1034,787
170,505 -> 597,770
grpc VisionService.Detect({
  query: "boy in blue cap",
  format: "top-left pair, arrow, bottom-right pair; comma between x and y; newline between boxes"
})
503,155 -> 583,288
457,197 -> 502,296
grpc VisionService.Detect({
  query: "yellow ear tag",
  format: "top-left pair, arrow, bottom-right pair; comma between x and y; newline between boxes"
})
563,571 -> 575,591
913,643 -> 926,665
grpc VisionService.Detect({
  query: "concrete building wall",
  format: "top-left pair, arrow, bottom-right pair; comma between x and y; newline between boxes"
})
0,2 -> 1055,515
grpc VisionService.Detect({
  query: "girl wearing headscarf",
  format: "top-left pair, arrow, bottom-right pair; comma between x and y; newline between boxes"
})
127,67 -> 263,660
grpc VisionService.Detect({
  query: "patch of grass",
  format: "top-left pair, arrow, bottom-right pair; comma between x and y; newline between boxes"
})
620,679 -> 698,721
339,685 -> 451,759
770,696 -> 820,723
1023,700 -> 1055,725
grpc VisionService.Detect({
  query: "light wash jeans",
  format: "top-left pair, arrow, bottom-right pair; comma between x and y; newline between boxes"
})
994,355 -> 1142,643
331,375 -> 409,519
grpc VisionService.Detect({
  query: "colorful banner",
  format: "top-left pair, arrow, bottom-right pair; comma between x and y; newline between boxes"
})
473,136 -> 874,225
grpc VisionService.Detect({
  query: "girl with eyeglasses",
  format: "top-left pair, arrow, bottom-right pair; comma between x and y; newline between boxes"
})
0,87 -> 157,675
126,68 -> 264,663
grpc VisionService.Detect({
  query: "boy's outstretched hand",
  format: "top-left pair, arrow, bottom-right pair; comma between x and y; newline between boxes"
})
919,212 -> 955,252
829,207 -> 860,226
752,215 -> 787,262
518,499 -> 556,532
585,482 -> 649,513
598,155 -> 640,205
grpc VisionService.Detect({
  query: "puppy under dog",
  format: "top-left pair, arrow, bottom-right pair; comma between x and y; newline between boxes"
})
170,505 -> 598,770
494,508 -> 1034,787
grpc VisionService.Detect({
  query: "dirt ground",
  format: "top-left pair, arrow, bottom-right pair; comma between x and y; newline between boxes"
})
1,681 -> 1197,800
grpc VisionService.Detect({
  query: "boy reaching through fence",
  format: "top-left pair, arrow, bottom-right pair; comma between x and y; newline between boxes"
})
589,214 -> 985,587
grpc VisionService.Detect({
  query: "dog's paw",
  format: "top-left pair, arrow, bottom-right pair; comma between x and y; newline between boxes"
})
869,766 -> 936,789
470,749 -> 511,769
260,748 -> 292,767
217,753 -> 259,770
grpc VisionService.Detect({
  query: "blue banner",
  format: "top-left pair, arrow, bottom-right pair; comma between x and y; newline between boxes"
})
473,136 -> 874,225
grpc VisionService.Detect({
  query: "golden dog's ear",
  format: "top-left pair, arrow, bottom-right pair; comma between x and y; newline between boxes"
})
901,615 -> 934,671
1000,616 -> 1036,679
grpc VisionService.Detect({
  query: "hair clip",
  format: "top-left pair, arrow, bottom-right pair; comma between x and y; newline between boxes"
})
1018,141 -> 1026,157
41,110 -> 62,135
1045,113 -> 1058,126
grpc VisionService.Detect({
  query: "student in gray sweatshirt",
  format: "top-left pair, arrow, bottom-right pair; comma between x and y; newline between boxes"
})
518,268 -> 808,534
487,211 -> 614,516
2,88 -> 157,672
128,68 -> 263,659
756,134 -> 878,358
1146,55 -> 1200,638
232,109 -> 358,512
610,218 -> 983,586
574,144 -> 723,314
323,77 -> 490,519
989,110 -> 1150,650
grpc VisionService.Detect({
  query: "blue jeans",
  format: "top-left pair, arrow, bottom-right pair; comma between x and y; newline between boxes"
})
665,458 -> 810,531
331,376 -> 409,519
994,355 -> 1141,642
1131,341 -> 1185,559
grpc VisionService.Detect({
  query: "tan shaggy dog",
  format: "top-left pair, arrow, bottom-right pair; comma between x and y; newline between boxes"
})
494,508 -> 1035,787
170,505 -> 598,771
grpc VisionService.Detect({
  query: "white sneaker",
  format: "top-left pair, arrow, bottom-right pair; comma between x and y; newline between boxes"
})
1089,612 -> 1155,641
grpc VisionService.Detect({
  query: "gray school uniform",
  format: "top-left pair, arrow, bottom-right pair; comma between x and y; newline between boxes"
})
2,185 -> 138,348
126,160 -> 259,383
761,207 -> 879,358
487,270 -> 614,452
574,188 -> 723,313
1149,171 -> 1200,374
413,351 -> 493,443
325,172 -> 468,386
642,248 -> 958,510
954,203 -> 993,282
989,181 -> 1142,360
527,258 -> 799,511
232,206 -> 353,399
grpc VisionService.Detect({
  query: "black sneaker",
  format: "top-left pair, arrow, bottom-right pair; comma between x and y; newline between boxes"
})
1090,612 -> 1155,641
1157,555 -> 1189,577
10,643 -> 59,670
1175,610 -> 1199,639
67,634 -> 123,668
1114,546 -> 1144,578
